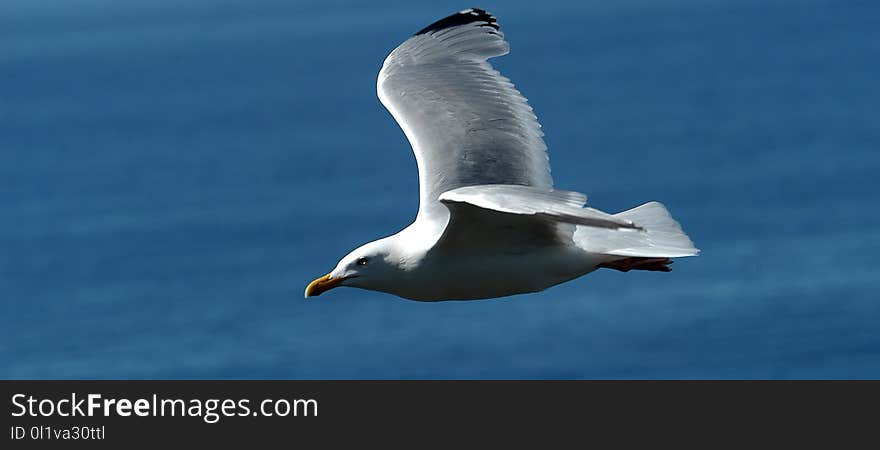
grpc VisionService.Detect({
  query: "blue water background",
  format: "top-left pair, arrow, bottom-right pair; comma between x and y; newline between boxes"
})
2,0 -> 879,378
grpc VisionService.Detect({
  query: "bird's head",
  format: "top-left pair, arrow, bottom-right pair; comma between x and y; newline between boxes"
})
304,238 -> 403,298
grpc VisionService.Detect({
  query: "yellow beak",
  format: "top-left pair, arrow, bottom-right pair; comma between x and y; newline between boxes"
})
304,273 -> 345,298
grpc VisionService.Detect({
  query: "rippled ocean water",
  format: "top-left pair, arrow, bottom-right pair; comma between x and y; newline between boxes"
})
2,0 -> 878,378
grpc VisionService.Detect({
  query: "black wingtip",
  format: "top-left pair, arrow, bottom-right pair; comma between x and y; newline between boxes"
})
414,8 -> 500,36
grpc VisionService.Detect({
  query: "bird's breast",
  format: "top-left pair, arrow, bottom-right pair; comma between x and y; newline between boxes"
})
389,246 -> 600,301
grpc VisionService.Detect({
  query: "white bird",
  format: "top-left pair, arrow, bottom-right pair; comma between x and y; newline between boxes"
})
305,8 -> 699,301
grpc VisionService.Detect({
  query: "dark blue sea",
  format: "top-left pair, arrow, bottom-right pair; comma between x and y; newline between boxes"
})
3,0 -> 878,379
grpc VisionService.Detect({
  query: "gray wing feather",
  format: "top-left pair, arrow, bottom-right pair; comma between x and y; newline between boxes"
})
378,9 -> 552,224
439,185 -> 640,230
432,184 -> 638,255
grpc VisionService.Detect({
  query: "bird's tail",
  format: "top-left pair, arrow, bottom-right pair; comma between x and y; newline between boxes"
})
574,201 -> 699,258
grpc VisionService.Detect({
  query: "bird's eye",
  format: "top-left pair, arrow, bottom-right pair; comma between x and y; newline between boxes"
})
356,257 -> 369,266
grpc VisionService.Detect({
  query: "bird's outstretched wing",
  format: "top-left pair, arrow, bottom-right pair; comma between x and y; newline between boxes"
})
378,9 -> 551,224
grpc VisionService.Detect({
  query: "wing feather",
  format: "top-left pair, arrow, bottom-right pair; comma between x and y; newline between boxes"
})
378,9 -> 551,224
439,185 -> 640,231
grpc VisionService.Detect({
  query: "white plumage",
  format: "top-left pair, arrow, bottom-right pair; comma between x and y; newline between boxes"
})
377,9 -> 550,224
305,8 -> 699,301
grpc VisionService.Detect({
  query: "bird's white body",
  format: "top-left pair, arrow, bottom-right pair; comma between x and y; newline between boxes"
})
401,245 -> 603,301
352,222 -> 607,301
305,9 -> 699,301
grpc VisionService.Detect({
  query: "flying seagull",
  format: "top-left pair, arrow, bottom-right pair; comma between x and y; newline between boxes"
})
305,8 -> 699,301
